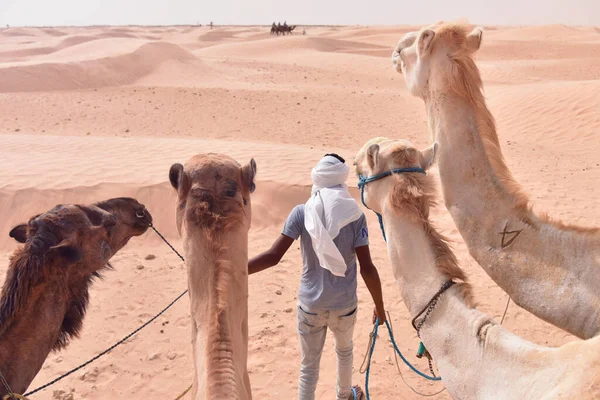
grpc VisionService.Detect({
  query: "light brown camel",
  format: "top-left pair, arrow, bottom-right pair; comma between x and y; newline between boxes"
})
0,198 -> 152,398
391,22 -> 600,339
169,153 -> 256,400
354,137 -> 600,399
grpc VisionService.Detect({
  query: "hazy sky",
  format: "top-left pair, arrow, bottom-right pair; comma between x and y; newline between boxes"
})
1,0 -> 599,27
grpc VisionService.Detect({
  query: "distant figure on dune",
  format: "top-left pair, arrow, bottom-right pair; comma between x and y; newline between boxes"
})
209,21 -> 213,29
249,153 -> 386,400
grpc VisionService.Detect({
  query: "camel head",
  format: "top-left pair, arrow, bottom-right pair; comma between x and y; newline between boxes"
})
169,153 -> 257,236
392,23 -> 483,99
8,204 -> 117,273
93,197 -> 152,253
354,137 -> 438,215
9,198 -> 152,268
168,153 -> 256,399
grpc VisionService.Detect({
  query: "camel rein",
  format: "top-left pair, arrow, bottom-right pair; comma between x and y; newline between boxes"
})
357,169 -> 511,398
1,214 -> 190,399
357,167 -> 448,398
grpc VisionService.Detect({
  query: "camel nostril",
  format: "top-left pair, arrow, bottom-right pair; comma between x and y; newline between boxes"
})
206,197 -> 215,212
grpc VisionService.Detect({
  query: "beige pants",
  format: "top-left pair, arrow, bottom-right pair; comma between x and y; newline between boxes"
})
297,303 -> 358,400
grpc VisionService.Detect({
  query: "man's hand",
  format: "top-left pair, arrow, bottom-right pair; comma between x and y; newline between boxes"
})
372,306 -> 386,325
357,245 -> 386,327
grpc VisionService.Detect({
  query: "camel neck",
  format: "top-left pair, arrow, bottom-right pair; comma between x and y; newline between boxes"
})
424,88 -> 600,340
425,92 -> 518,242
381,206 -> 454,317
184,230 -> 250,400
380,205 -> 550,398
0,280 -> 67,396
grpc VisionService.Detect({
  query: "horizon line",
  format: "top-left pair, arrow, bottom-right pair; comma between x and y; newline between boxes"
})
2,22 -> 598,29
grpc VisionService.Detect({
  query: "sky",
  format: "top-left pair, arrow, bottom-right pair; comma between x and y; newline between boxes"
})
1,0 -> 599,27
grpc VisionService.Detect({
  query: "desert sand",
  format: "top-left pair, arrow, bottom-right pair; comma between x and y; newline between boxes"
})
0,24 -> 598,399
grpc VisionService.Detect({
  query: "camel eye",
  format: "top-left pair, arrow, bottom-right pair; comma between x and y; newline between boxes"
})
224,181 -> 238,198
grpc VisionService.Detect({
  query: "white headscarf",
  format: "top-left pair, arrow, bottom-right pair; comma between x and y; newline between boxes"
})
304,155 -> 363,277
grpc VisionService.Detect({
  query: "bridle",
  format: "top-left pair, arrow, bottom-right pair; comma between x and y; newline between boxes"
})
357,166 -> 427,242
357,165 -> 455,373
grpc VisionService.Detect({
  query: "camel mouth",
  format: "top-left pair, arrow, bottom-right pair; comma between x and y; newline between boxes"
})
188,199 -> 242,232
100,241 -> 113,261
391,52 -> 402,73
133,207 -> 153,232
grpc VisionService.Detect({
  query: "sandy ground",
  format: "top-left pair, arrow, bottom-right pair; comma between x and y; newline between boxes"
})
0,24 -> 599,399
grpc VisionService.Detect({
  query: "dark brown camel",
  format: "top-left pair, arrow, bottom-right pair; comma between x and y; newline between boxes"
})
0,197 -> 152,398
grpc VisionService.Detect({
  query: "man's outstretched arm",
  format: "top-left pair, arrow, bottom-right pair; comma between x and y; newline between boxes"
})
248,234 -> 294,275
356,245 -> 386,325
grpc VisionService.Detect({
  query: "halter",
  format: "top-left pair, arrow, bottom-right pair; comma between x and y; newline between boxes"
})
357,167 -> 427,241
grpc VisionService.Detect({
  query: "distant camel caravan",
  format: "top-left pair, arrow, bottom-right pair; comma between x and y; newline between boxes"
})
0,198 -> 152,398
392,22 -> 600,340
271,22 -> 297,36
169,153 -> 257,399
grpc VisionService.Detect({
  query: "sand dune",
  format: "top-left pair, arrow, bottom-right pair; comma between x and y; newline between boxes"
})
0,42 -> 196,91
486,24 -> 600,41
0,24 -> 598,400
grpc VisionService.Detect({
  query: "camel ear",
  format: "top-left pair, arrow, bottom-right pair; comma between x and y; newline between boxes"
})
169,163 -> 184,190
420,142 -> 439,171
9,224 -> 28,243
417,29 -> 435,57
169,163 -> 189,196
466,27 -> 483,53
366,144 -> 380,170
49,241 -> 84,264
242,158 -> 257,193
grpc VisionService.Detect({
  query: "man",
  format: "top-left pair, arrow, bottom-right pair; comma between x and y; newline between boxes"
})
249,153 -> 386,400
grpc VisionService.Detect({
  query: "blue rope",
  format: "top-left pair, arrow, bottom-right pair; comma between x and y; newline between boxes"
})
364,318 -> 442,398
358,166 -> 439,397
364,322 -> 378,400
384,320 -> 441,381
357,167 -> 426,242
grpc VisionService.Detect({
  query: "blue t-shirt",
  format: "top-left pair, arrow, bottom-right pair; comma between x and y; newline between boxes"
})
282,204 -> 369,310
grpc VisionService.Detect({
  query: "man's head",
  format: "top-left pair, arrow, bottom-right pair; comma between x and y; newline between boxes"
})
311,153 -> 349,191
323,153 -> 345,164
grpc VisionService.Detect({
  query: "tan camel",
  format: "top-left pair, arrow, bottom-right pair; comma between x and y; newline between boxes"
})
169,153 -> 257,400
391,22 -> 600,339
354,138 -> 600,399
0,197 -> 152,398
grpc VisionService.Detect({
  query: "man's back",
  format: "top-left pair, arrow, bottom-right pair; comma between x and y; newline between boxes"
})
282,204 -> 369,310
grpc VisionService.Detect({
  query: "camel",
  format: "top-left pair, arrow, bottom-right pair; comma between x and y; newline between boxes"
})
0,197 -> 152,398
283,25 -> 297,35
270,23 -> 297,36
391,22 -> 600,339
169,153 -> 257,400
354,137 -> 600,399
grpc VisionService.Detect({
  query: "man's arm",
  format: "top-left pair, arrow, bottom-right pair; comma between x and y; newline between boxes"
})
248,234 -> 294,275
356,245 -> 386,325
